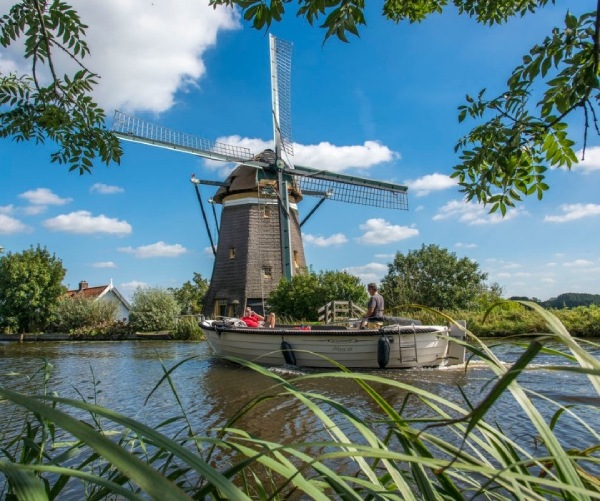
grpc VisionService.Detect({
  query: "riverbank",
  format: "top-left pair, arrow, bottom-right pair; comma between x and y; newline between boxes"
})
0,331 -> 173,342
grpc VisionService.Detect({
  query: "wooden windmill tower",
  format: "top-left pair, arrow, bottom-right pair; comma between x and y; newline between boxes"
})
112,35 -> 408,318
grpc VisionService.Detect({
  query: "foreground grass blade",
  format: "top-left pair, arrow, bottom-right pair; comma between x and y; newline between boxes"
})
0,386 -> 251,500
0,460 -> 47,501
0,461 -> 148,500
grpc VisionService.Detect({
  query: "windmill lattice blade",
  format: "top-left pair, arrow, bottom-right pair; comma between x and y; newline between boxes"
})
270,35 -> 293,157
292,165 -> 408,210
111,111 -> 254,163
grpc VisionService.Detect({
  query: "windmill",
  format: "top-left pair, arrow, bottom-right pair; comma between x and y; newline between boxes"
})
112,35 -> 408,318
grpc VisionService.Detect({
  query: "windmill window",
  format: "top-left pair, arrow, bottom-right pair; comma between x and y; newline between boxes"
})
293,250 -> 299,269
262,266 -> 272,279
229,247 -> 235,259
263,206 -> 271,218
216,300 -> 227,317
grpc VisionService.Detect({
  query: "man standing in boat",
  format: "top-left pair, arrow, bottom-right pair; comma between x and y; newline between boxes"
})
362,283 -> 384,328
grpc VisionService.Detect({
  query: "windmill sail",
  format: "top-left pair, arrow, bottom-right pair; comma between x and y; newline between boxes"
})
112,111 -> 254,163
291,164 -> 408,209
270,34 -> 294,158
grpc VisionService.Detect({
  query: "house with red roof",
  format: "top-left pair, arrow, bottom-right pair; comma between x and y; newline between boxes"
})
66,280 -> 131,322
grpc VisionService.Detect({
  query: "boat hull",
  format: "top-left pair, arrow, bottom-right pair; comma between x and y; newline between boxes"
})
201,322 -> 465,369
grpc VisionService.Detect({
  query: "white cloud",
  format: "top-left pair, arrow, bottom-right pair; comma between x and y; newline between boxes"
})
22,205 -> 47,216
93,261 -> 117,268
356,218 -> 419,245
79,1 -> 239,113
503,263 -> 522,270
90,183 -> 124,195
122,280 -> 148,289
118,241 -> 187,258
204,246 -> 216,256
2,202 -> 46,216
43,211 -> 132,234
0,214 -> 31,234
573,146 -> 600,173
19,188 -> 72,206
0,1 -> 239,113
0,50 -> 23,74
455,242 -> 478,249
544,204 -> 600,223
405,173 -> 457,197
304,233 -> 348,247
210,136 -> 399,173
343,262 -> 388,284
563,259 -> 594,268
293,141 -> 398,172
513,271 -> 532,277
434,199 -> 524,225
119,280 -> 149,300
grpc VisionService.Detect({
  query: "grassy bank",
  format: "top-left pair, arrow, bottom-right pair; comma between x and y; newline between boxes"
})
5,303 -> 600,341
392,303 -> 600,338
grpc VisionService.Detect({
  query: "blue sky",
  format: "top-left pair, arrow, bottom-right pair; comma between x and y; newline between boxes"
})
1,0 -> 598,302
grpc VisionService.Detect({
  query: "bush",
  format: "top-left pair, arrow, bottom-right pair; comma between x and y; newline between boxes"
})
173,316 -> 204,340
51,296 -> 120,336
129,287 -> 181,333
553,305 -> 600,337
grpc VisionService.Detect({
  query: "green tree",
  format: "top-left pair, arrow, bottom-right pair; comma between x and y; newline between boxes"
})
268,269 -> 367,321
128,286 -> 181,332
0,245 -> 66,333
168,273 -> 209,315
380,244 -> 488,311
209,0 -> 597,214
318,270 -> 368,306
0,0 -> 122,173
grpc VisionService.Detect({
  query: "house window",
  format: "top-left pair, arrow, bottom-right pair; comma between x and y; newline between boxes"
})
262,266 -> 272,279
229,247 -> 235,259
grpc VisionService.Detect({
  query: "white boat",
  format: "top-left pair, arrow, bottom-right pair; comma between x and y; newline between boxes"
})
200,318 -> 466,369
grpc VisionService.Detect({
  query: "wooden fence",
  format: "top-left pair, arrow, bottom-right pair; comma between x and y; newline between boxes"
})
318,301 -> 366,324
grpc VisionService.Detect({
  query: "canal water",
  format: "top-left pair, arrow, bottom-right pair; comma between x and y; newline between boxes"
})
0,339 -> 598,495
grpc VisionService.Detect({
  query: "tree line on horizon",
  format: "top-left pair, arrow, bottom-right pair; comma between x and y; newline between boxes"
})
510,292 -> 600,309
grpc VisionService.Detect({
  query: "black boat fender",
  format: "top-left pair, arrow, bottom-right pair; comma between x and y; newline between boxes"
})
377,335 -> 390,369
281,340 -> 297,366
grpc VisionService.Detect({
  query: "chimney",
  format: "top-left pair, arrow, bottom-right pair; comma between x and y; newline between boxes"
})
79,281 -> 89,291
